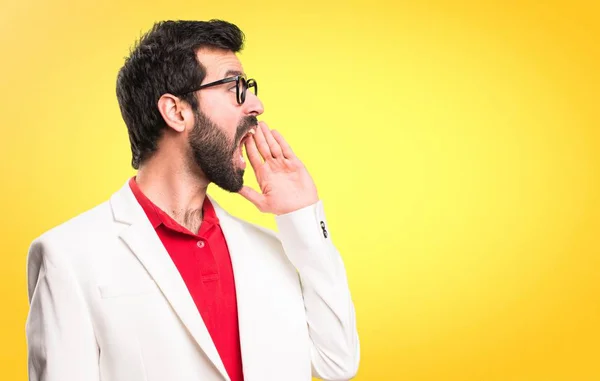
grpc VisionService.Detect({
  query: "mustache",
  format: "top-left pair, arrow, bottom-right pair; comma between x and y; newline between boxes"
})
234,115 -> 259,145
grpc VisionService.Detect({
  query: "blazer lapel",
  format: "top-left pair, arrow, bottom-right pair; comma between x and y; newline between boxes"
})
110,181 -> 230,381
209,197 -> 267,379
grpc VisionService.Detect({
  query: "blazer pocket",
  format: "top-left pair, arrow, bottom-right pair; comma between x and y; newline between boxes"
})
98,280 -> 160,299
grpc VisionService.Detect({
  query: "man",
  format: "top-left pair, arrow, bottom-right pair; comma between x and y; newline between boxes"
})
25,20 -> 359,381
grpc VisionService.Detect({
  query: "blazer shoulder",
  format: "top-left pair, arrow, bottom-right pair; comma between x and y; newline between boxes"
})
26,200 -> 115,297
31,200 -> 114,253
223,212 -> 282,246
236,215 -> 279,238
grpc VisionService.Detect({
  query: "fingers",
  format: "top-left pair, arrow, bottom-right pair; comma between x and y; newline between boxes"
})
253,123 -> 273,160
244,132 -> 263,171
270,130 -> 295,159
259,122 -> 283,158
247,121 -> 293,162
238,186 -> 265,211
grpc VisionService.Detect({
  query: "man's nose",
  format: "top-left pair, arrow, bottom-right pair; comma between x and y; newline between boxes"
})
243,91 -> 264,116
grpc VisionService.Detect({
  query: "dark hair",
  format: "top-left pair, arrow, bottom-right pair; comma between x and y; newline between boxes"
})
116,20 -> 245,169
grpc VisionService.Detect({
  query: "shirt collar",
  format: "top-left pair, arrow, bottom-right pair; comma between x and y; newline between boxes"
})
128,176 -> 220,232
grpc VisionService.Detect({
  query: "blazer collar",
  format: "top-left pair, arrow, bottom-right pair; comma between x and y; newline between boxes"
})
109,179 -> 268,380
109,180 -> 231,381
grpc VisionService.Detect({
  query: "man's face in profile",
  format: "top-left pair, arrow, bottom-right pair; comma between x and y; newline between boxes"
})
186,48 -> 264,192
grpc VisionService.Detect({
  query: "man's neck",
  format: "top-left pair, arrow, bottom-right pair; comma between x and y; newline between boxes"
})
135,158 -> 209,234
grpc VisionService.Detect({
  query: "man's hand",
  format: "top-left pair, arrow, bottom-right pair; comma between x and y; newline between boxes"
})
238,121 -> 319,215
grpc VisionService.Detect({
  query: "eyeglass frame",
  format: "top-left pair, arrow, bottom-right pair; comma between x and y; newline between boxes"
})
176,75 -> 258,105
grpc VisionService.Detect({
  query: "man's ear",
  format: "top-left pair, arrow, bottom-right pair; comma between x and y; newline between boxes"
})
157,94 -> 192,133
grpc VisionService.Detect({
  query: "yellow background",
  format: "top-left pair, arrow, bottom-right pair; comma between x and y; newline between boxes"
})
1,0 -> 598,380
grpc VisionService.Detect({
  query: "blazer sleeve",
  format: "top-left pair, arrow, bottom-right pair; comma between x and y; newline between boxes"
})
26,238 -> 100,381
275,201 -> 360,381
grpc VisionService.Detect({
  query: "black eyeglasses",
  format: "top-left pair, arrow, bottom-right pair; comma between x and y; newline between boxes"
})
178,75 -> 258,105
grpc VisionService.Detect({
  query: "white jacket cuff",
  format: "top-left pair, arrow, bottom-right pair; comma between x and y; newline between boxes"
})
274,200 -> 336,274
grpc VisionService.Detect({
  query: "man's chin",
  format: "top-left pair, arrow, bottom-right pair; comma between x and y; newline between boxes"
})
231,169 -> 245,192
211,170 -> 245,193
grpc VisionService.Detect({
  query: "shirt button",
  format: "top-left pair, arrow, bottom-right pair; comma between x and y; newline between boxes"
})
196,240 -> 205,248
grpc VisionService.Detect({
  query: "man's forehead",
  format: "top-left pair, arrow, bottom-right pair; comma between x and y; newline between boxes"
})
196,48 -> 245,79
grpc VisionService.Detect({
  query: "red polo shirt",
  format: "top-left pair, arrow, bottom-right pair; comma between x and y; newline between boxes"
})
129,177 -> 243,381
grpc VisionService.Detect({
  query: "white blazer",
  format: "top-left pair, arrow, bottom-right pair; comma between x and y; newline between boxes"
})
25,180 -> 360,381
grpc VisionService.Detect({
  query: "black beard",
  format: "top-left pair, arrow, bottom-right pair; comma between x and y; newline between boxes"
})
188,109 -> 257,192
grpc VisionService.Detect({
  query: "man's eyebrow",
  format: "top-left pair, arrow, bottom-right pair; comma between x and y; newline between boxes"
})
224,70 -> 245,78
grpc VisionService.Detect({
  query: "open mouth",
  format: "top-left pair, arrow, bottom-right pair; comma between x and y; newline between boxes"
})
236,126 -> 257,166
